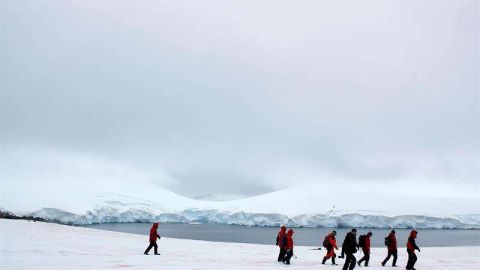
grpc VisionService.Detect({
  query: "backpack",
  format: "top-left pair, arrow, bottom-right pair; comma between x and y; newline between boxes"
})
384,236 -> 389,246
358,235 -> 366,248
323,236 -> 329,248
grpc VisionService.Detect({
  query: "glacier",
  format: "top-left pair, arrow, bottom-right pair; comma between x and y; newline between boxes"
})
2,176 -> 479,229
14,206 -> 479,229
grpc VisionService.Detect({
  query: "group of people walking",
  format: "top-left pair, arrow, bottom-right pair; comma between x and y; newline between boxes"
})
143,222 -> 421,270
276,225 -> 421,270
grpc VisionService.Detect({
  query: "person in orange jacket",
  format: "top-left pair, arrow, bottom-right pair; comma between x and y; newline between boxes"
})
322,231 -> 339,265
144,222 -> 161,255
358,231 -> 372,266
382,230 -> 398,267
406,230 -> 421,270
282,229 -> 295,265
275,225 -> 287,262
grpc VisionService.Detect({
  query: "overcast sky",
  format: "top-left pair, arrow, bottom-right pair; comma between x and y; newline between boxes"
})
1,0 -> 478,200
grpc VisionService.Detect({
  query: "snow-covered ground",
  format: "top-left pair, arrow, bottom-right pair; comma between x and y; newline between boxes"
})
1,219 -> 479,270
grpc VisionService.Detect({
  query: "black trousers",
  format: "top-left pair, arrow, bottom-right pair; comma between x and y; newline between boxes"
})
278,248 -> 287,262
358,248 -> 370,266
382,249 -> 398,266
406,251 -> 417,269
144,241 -> 158,254
284,249 -> 294,264
342,252 -> 356,270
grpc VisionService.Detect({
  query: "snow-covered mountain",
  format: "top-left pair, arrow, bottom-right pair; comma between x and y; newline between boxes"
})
1,173 -> 479,228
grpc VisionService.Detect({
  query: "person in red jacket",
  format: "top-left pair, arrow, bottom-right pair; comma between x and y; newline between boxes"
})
358,231 -> 372,266
382,230 -> 398,267
322,231 -> 339,265
144,222 -> 161,255
276,225 -> 287,262
282,229 -> 295,265
406,230 -> 421,270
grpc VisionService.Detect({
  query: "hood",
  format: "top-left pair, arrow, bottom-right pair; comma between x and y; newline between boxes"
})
152,222 -> 159,230
287,229 -> 294,235
410,230 -> 417,238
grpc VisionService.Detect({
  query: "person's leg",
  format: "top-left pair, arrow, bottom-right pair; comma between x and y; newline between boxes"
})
323,247 -> 332,263
392,250 -> 398,266
349,254 -> 357,270
358,250 -> 366,266
339,248 -> 345,258
329,248 -> 336,263
382,251 -> 391,266
365,253 -> 369,266
285,249 -> 293,264
342,253 -> 352,270
406,251 -> 413,269
280,248 -> 287,262
411,252 -> 417,268
144,242 -> 154,254
153,242 -> 159,254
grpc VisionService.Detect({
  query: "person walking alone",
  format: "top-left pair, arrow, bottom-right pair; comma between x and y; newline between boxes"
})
144,222 -> 161,255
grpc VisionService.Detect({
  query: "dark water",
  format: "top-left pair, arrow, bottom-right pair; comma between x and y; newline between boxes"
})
82,223 -> 480,247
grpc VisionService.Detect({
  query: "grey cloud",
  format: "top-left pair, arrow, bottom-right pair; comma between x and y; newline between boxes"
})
1,0 -> 478,199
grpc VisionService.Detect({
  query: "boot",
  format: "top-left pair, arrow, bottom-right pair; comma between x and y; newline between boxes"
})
322,257 -> 327,264
332,257 -> 338,265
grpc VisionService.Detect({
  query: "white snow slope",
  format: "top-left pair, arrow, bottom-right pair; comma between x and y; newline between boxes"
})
1,174 -> 479,228
1,219 -> 479,270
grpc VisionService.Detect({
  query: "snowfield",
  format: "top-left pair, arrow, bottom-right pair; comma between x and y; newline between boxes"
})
0,219 -> 479,270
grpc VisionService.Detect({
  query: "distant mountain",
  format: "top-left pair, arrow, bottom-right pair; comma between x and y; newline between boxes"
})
1,178 -> 478,228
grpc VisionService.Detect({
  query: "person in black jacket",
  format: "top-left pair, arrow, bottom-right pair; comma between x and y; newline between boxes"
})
342,229 -> 358,270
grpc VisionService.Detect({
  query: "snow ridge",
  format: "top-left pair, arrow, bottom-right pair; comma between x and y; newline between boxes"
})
25,207 -> 480,229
